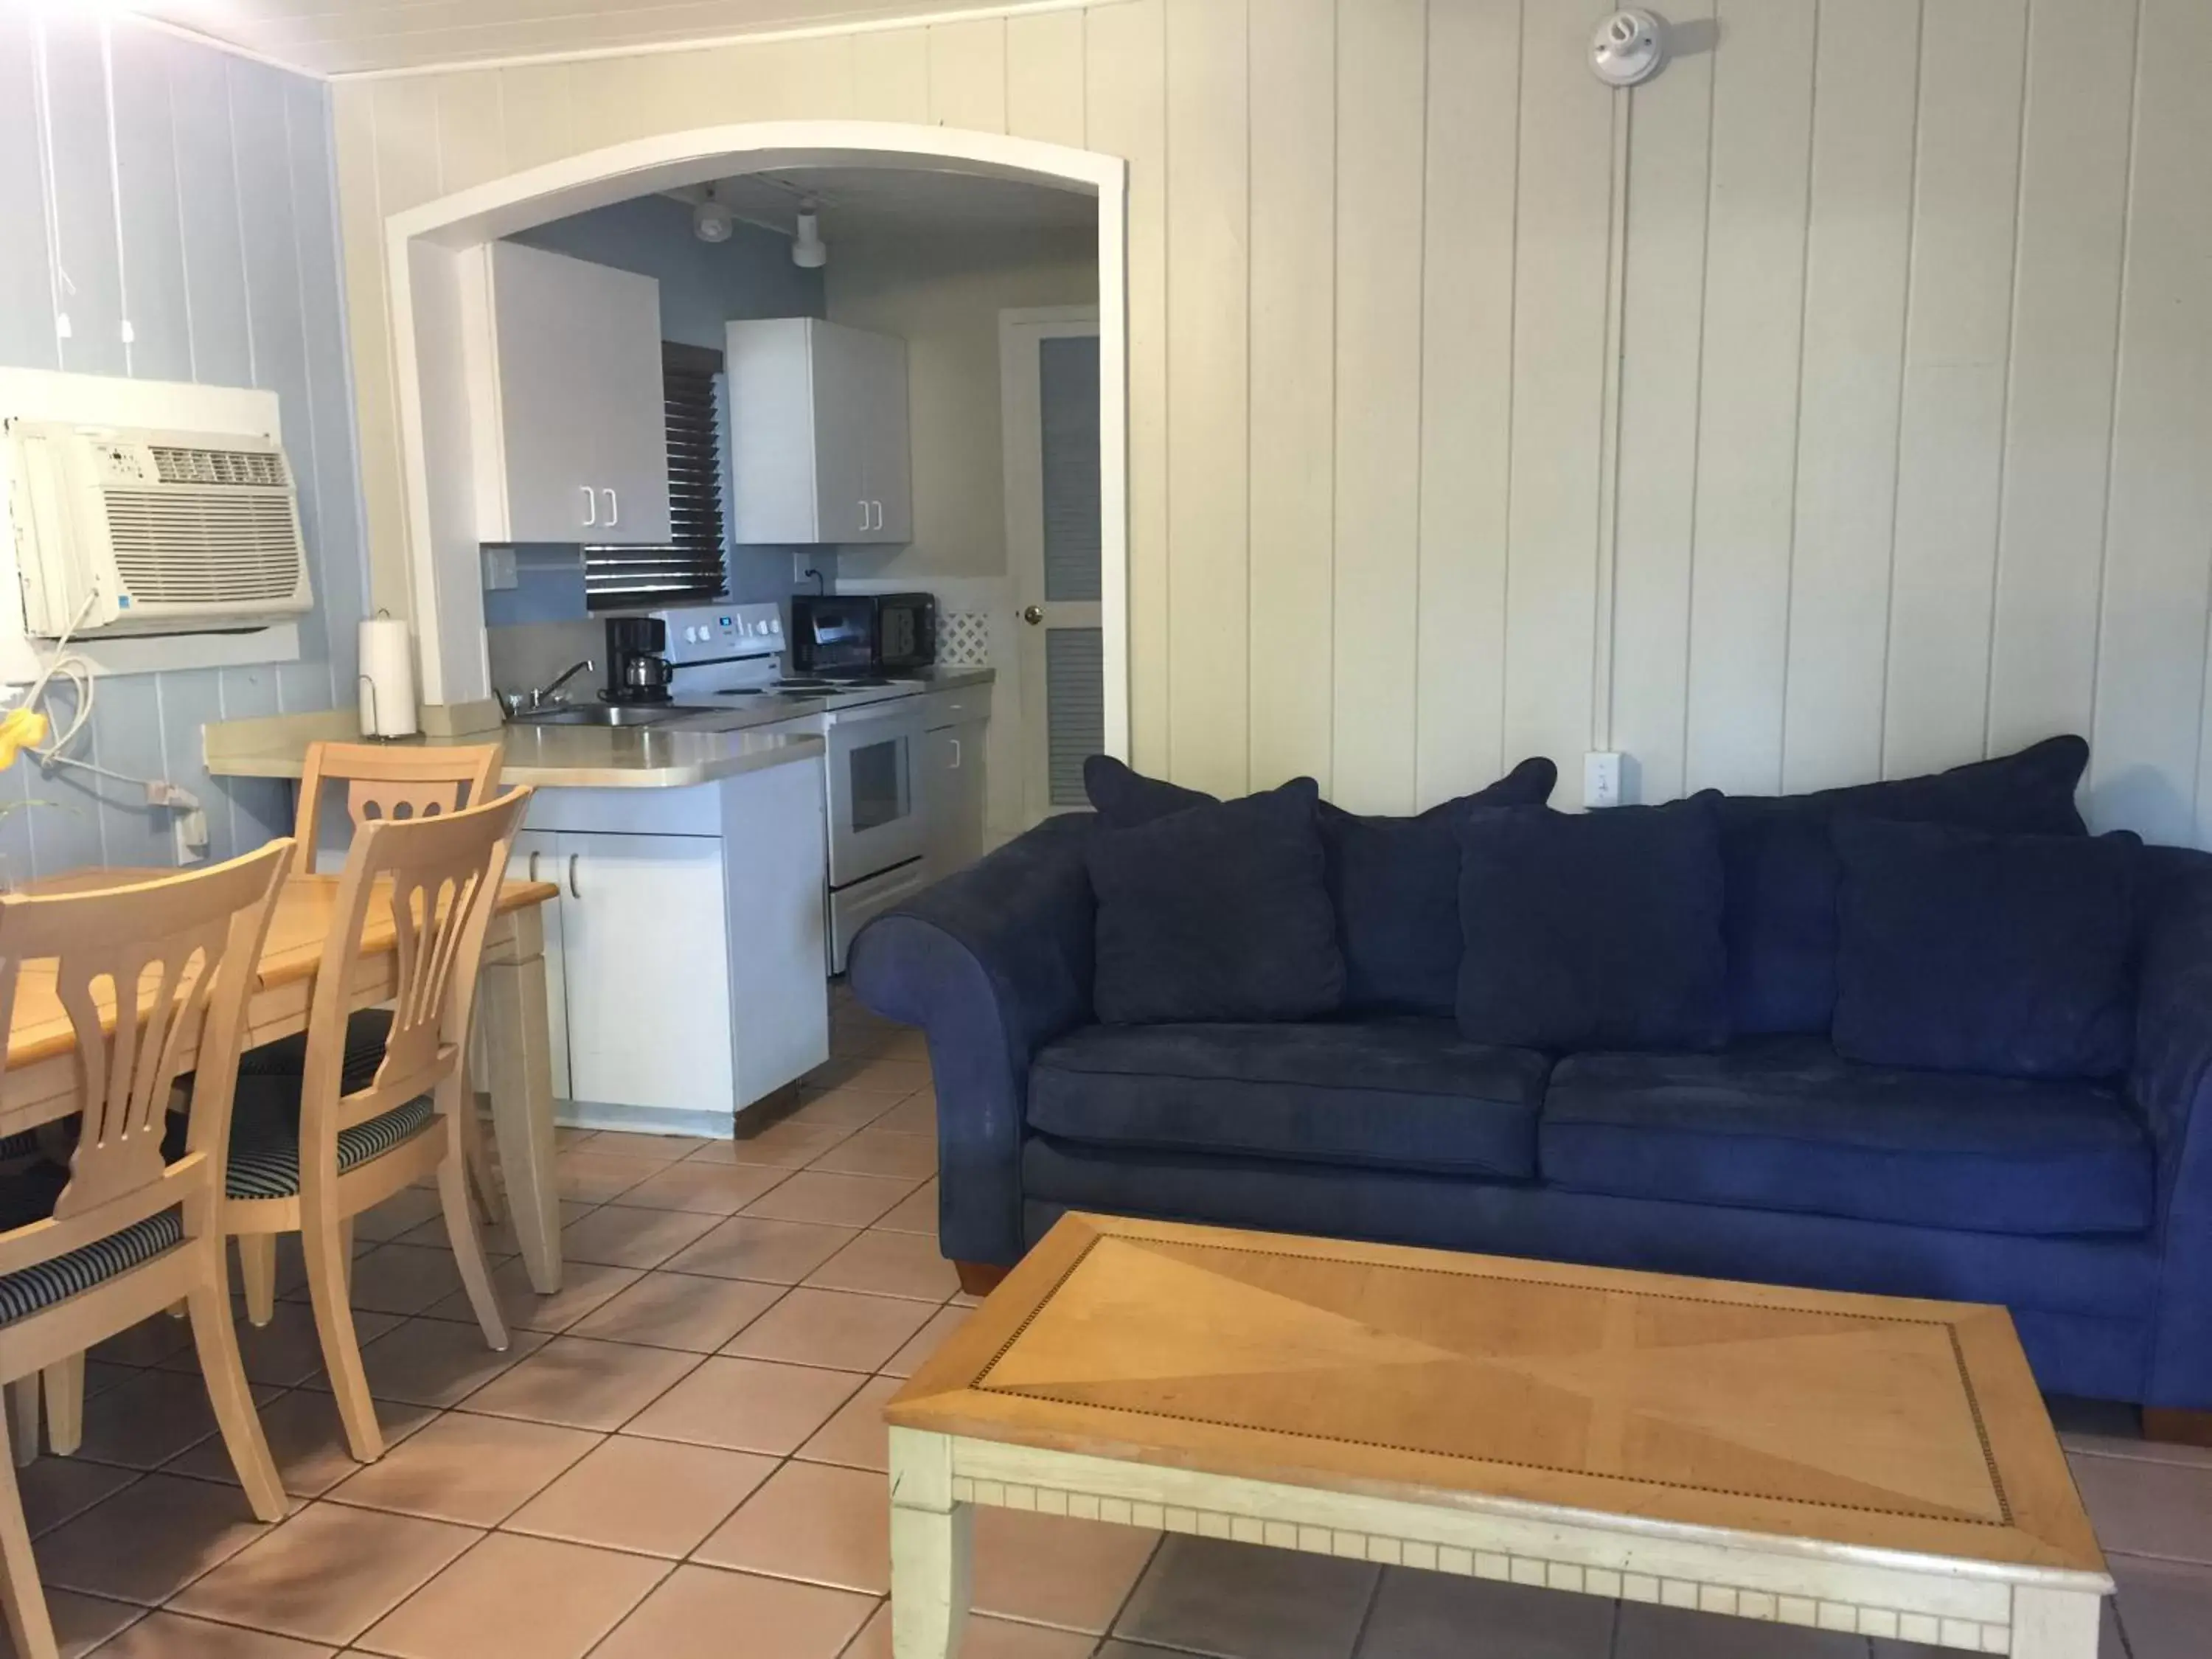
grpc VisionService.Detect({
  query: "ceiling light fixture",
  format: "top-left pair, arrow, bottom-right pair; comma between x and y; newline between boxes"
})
692,188 -> 734,244
791,205 -> 827,270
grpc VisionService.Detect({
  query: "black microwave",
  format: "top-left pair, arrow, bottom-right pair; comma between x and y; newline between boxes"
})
790,593 -> 936,676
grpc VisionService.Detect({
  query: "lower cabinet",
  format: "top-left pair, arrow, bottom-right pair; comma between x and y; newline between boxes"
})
509,759 -> 830,1133
920,689 -> 990,880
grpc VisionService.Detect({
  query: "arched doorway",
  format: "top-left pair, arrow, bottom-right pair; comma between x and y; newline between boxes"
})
380,120 -> 1129,756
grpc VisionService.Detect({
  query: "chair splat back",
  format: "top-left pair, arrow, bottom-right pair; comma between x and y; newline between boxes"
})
294,741 -> 502,859
305,788 -> 532,1133
0,844 -> 292,1271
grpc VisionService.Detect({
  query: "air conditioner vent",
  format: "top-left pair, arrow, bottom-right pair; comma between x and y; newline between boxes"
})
102,493 -> 306,603
149,445 -> 288,488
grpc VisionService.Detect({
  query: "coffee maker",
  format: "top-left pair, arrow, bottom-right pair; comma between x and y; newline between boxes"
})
602,616 -> 674,705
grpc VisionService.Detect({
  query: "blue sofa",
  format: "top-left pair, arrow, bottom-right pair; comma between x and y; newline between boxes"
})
848,807 -> 2212,1413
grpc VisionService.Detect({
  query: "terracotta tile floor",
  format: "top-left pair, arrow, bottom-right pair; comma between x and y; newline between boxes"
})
13,998 -> 2212,1657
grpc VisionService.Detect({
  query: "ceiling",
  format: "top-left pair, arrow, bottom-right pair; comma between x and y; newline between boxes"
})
678,167 -> 1096,240
131,0 -> 1016,77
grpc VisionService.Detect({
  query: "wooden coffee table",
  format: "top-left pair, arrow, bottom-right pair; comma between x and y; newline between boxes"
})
885,1214 -> 2110,1658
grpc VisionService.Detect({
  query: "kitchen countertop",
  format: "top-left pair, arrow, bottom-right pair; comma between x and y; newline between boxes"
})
202,667 -> 992,790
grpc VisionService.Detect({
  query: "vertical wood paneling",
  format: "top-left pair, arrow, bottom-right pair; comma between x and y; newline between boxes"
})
0,10 -> 52,372
568,53 -> 672,151
852,27 -> 931,123
1501,0 -> 1613,803
1985,0 -> 2136,757
1682,0 -> 1815,796
232,58 -> 327,716
436,71 -> 507,192
1780,0 -> 1919,793
291,73 -> 367,712
107,26 -> 192,383
1881,0 -> 2028,778
1415,0 -> 1520,803
1606,0 -> 1714,803
1085,0 -> 1169,772
498,62 -> 576,170
38,18 -> 126,379
333,81 -> 406,618
172,42 -> 252,385
929,18 -> 1009,133
1329,0 -> 1425,814
369,77 -> 443,212
2096,0 -> 2212,840
1006,12 -> 1088,146
1245,0 -> 1335,793
1162,0 -> 1248,796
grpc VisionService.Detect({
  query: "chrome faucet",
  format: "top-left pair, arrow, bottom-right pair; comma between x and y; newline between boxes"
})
502,658 -> 595,718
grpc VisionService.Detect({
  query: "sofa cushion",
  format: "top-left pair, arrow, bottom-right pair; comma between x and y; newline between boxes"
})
1455,794 -> 1729,1053
1028,1018 -> 1549,1178
1087,777 -> 1343,1023
1833,818 -> 2140,1079
1320,757 -> 1559,1017
1083,754 -> 1215,826
1718,735 -> 2090,1036
1540,1036 -> 2154,1236
1085,754 -> 1561,1018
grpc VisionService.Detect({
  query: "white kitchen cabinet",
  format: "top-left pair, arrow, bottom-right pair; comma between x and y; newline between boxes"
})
552,831 -> 733,1113
518,759 -> 830,1135
506,830 -> 571,1102
920,724 -> 987,879
467,240 -> 671,544
726,317 -> 911,544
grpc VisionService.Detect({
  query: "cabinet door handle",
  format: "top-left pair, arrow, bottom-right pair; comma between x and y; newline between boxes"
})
567,854 -> 580,899
602,487 -> 619,527
949,737 -> 961,769
580,487 -> 597,527
527,850 -> 540,883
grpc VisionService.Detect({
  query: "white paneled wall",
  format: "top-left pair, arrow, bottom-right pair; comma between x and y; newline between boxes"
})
0,14 -> 366,878
330,0 -> 2212,843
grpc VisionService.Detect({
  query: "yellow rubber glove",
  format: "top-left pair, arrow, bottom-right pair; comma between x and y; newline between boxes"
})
0,706 -> 49,771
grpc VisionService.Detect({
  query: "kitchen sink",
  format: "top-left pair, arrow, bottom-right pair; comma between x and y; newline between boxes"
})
509,704 -> 715,728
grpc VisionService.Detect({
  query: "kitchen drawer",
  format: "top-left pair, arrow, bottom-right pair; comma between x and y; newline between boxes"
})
922,684 -> 993,731
524,782 -> 726,836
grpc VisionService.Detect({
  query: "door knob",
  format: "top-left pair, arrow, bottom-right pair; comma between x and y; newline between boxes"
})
1022,605 -> 1044,625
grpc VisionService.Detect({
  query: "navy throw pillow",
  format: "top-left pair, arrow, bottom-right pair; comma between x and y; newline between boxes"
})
1087,777 -> 1344,1024
1832,818 -> 2139,1078
1455,794 -> 1730,1053
1085,754 -> 1561,1016
1082,754 -> 1214,827
1717,736 -> 2089,1035
1319,757 -> 1559,1015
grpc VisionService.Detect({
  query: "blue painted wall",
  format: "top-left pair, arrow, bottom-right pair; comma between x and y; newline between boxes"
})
0,14 -> 365,880
509,194 -> 824,351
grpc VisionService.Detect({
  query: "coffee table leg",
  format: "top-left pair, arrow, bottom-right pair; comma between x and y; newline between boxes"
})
2010,1585 -> 2104,1657
890,1429 -> 970,1659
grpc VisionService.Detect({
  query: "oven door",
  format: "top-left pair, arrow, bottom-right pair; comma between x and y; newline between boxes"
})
823,700 -> 927,889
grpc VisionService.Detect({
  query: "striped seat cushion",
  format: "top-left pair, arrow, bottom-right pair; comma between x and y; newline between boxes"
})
226,1092 -> 439,1200
238,1007 -> 395,1093
0,1209 -> 184,1326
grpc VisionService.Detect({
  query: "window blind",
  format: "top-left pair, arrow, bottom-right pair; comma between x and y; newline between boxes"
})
583,341 -> 728,611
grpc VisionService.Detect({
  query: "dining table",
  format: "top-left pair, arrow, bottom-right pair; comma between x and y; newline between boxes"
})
0,867 -> 568,1294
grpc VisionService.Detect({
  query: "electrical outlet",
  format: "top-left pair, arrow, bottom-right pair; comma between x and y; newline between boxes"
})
173,807 -> 210,866
1584,751 -> 1624,809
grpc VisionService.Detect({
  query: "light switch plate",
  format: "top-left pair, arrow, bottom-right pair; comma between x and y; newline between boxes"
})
1584,751 -> 1624,809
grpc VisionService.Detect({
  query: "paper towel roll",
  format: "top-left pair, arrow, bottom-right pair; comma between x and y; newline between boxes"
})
357,618 -> 420,739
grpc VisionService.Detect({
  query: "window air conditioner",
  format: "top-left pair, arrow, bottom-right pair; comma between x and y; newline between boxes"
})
3,421 -> 313,637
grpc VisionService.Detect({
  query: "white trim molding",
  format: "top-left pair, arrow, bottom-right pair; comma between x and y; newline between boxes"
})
381,120 -> 1130,760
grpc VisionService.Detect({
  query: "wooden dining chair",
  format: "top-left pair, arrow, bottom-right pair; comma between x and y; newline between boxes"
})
224,786 -> 532,1463
0,844 -> 293,1659
237,738 -> 507,1320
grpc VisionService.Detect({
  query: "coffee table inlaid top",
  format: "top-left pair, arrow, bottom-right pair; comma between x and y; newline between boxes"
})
889,1214 -> 2104,1577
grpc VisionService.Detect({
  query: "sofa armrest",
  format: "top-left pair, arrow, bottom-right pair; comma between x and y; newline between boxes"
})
2132,846 -> 2212,1406
846,814 -> 1098,1265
